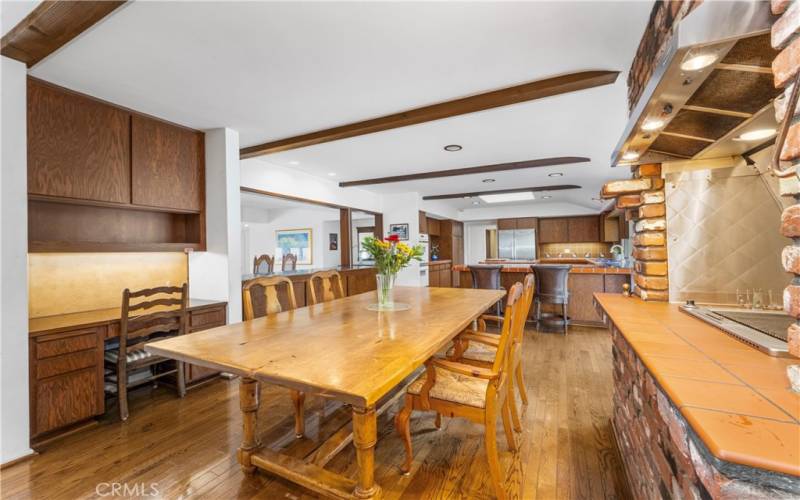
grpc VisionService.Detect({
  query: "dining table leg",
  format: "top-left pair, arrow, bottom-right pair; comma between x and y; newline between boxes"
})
352,405 -> 382,499
237,377 -> 262,474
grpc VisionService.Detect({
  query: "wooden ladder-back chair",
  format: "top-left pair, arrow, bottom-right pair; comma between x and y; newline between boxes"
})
110,284 -> 188,421
449,274 -> 535,434
253,254 -> 274,274
242,276 -> 306,438
395,282 -> 524,500
308,270 -> 345,305
282,253 -> 298,271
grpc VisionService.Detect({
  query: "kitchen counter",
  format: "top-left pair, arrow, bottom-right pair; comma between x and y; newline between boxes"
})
453,263 -> 631,274
242,264 -> 375,281
595,293 -> 799,496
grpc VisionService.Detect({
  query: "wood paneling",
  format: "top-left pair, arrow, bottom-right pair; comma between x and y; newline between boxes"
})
497,218 -> 517,230
426,218 -> 440,236
516,217 -> 538,230
419,212 -> 428,234
340,208 -> 352,266
568,216 -> 600,243
131,115 -> 204,212
345,268 -> 378,296
604,274 -> 630,294
34,368 -> 100,439
568,274 -> 605,323
241,71 -> 619,158
1,1 -> 126,66
27,78 -> 131,204
538,218 -> 569,243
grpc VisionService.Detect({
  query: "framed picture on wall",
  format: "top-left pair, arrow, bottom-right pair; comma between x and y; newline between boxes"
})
389,223 -> 409,241
276,228 -> 313,265
329,233 -> 338,251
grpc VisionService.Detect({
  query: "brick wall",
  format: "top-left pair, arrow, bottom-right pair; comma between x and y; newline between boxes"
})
602,164 -> 668,301
627,0 -> 703,113
771,0 -> 800,358
612,327 -> 795,498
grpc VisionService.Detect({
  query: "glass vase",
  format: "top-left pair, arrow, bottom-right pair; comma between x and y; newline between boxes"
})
376,273 -> 396,308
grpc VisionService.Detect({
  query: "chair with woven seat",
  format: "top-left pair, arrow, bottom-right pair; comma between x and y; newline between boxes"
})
469,264 -> 504,317
282,253 -> 298,271
308,270 -> 345,304
532,264 -> 571,334
449,273 -> 534,433
253,254 -> 274,274
108,284 -> 188,421
242,276 -> 306,438
395,282 -> 524,500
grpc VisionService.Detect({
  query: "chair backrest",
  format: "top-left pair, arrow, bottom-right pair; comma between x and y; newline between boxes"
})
491,282 -> 523,375
469,264 -> 503,290
282,253 -> 298,271
120,284 -> 188,357
515,274 -> 535,342
253,254 -> 274,274
532,264 -> 571,304
308,270 -> 345,304
242,276 -> 297,320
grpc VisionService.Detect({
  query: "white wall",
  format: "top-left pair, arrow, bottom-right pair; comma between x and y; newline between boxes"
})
188,128 -> 242,323
381,192 -> 422,286
420,198 -> 460,220
322,219 -> 340,267
241,158 -> 381,212
1,56 -> 32,463
242,207 -> 339,270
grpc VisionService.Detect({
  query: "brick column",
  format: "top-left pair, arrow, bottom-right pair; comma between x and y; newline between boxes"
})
602,164 -> 668,301
772,0 -> 800,360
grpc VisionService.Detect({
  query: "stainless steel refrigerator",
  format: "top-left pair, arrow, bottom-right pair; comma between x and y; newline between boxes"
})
498,229 -> 536,260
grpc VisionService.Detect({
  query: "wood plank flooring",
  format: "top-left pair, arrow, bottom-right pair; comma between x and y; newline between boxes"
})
1,325 -> 628,499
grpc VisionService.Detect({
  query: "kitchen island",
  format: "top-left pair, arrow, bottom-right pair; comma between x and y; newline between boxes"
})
453,260 -> 631,324
595,293 -> 799,498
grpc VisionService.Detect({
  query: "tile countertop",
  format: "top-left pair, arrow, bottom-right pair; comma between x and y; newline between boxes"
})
242,265 -> 375,281
452,263 -> 631,274
29,299 -> 227,336
595,293 -> 800,477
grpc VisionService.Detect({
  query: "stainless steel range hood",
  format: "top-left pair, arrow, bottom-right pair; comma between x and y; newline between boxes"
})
612,1 -> 779,167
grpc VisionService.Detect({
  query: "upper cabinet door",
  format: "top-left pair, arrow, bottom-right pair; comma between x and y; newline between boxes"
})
516,217 -> 537,230
131,115 -> 204,212
28,79 -> 131,203
538,218 -> 568,243
568,216 -> 600,242
497,218 -> 517,230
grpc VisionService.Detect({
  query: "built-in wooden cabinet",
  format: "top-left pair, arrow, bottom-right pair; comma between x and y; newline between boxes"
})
498,217 -> 537,230
419,211 -> 428,234
428,261 -> 452,287
567,272 -> 630,325
538,218 -> 569,243
601,212 -> 622,242
567,216 -> 600,242
426,217 -> 441,236
27,78 -> 132,204
131,115 -> 204,212
26,77 -> 206,252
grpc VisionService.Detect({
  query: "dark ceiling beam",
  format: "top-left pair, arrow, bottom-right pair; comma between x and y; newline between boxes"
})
422,184 -> 581,200
1,1 -> 126,67
338,156 -> 590,187
240,70 -> 619,159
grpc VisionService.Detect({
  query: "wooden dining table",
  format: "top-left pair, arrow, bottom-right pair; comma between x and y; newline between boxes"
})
146,286 -> 505,499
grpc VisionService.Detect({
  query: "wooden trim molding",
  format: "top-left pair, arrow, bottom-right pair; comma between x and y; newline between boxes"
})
240,71 -> 619,158
340,157 -> 590,188
1,1 -> 127,67
422,184 -> 581,200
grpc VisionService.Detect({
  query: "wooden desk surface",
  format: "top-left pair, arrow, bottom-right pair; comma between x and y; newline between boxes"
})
146,287 -> 505,407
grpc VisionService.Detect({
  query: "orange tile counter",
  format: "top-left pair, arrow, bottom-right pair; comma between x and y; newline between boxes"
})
594,293 -> 799,498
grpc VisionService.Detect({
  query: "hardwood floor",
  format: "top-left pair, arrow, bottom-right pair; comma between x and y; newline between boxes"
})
1,325 -> 628,499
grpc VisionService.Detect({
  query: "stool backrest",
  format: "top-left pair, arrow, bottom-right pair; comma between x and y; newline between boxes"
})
469,264 -> 503,290
532,264 -> 571,304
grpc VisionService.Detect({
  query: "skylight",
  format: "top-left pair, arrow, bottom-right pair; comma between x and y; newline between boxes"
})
478,192 -> 535,204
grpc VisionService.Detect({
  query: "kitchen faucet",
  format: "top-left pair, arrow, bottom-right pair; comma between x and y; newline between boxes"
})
610,244 -> 624,261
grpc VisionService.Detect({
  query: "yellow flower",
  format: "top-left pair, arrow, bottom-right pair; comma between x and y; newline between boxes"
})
397,243 -> 411,254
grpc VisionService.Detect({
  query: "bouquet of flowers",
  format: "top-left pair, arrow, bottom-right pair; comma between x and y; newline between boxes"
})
361,234 -> 424,276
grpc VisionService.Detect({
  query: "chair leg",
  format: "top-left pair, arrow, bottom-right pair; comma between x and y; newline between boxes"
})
562,303 -> 569,335
291,390 -> 305,438
501,398 -> 518,452
176,361 -> 186,398
434,412 -> 442,429
484,403 -> 506,500
515,362 -> 529,406
118,363 -> 129,422
507,380 -> 522,433
394,395 -> 414,475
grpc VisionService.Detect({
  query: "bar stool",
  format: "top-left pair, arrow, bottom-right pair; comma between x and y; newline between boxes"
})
470,264 -> 504,317
532,264 -> 571,334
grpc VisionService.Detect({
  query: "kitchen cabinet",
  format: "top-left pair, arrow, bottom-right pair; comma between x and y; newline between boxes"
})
601,213 -> 621,242
427,217 -> 441,236
131,115 -> 204,212
27,78 -> 131,204
568,216 -> 600,242
516,217 -> 537,230
419,212 -> 428,234
538,218 -> 569,243
497,218 -> 517,230
568,274 -> 605,323
427,261 -> 452,287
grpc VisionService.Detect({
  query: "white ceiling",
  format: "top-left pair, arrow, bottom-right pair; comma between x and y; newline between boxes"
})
241,191 -> 339,216
28,1 -> 654,213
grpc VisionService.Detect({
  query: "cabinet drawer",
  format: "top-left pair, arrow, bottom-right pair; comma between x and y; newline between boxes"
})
36,329 -> 100,359
190,307 -> 226,330
37,349 -> 97,379
34,367 -> 100,437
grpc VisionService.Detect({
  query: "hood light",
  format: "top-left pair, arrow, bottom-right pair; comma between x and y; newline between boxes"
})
734,128 -> 776,141
622,151 -> 640,161
681,53 -> 717,71
641,119 -> 664,131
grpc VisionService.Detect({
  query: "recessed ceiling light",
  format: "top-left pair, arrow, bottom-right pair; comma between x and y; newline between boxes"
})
641,119 -> 664,131
479,192 -> 535,204
444,144 -> 462,152
482,178 -> 495,183
472,201 -> 480,205
542,195 -> 552,199
734,128 -> 776,141
680,53 -> 717,71
288,160 -> 300,165
327,172 -> 337,177
622,151 -> 640,161
463,195 -> 471,199
548,172 -> 563,177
